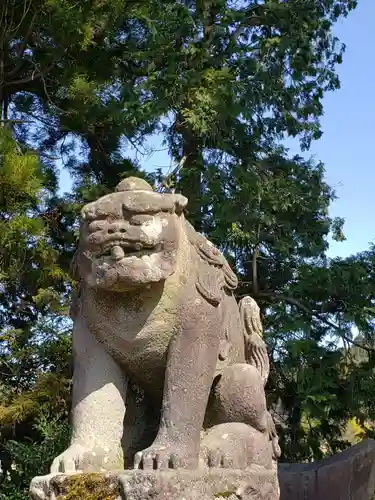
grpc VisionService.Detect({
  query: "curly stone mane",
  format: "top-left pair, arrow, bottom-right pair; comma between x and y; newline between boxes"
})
184,220 -> 238,307
183,220 -> 272,386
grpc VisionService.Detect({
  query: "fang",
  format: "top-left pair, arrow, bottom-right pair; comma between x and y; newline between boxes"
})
111,245 -> 125,261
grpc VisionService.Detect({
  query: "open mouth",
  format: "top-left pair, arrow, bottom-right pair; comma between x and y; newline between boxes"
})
97,240 -> 158,261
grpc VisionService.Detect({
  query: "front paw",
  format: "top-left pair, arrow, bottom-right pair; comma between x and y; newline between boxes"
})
134,440 -> 196,470
51,443 -> 123,473
51,443 -> 89,473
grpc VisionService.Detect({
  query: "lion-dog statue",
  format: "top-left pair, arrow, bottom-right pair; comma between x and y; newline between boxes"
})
51,176 -> 280,474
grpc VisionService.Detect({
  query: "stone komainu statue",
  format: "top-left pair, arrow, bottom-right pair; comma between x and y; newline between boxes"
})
51,176 -> 280,473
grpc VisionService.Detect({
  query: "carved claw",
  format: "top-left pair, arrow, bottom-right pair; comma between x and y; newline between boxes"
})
134,440 -> 195,470
50,443 -> 88,473
200,446 -> 246,469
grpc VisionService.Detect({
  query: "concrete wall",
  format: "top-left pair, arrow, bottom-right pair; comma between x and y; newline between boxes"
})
278,439 -> 375,500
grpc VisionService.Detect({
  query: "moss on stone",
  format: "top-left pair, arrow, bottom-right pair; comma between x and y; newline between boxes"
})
53,473 -> 120,500
214,492 -> 238,499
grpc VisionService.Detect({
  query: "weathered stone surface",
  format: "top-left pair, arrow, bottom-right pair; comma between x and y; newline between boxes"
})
30,466 -> 279,500
29,176 -> 280,498
278,438 -> 375,500
30,439 -> 375,499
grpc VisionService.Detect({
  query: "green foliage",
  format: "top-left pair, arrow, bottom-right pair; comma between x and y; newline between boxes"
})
2,2 -> 375,495
121,0 -> 372,463
0,127 -> 46,279
0,412 -> 70,500
264,248 -> 375,461
0,314 -> 71,497
0,128 -> 43,209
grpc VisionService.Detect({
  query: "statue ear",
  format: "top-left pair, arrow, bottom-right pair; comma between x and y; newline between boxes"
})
196,265 -> 224,307
173,194 -> 188,214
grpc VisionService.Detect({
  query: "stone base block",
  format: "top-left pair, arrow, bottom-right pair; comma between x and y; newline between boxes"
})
30,466 -> 279,500
278,438 -> 375,500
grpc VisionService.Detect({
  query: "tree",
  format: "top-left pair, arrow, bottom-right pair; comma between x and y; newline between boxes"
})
2,1 -> 373,489
0,129 -> 71,498
266,247 -> 375,461
118,0 -> 371,461
0,3 -> 147,495
130,0 -> 358,225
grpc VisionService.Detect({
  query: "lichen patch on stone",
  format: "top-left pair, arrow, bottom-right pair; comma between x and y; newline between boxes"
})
52,473 -> 120,500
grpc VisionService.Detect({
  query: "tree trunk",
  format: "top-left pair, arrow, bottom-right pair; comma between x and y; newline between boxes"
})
177,116 -> 204,231
175,0 -> 218,232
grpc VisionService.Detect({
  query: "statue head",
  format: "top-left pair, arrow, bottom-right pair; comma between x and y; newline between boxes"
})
74,177 -> 188,292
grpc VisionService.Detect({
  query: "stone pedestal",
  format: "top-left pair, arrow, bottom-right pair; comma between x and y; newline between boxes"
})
30,466 -> 279,500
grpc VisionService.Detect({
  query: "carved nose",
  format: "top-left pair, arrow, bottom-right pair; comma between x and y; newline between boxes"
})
106,222 -> 129,234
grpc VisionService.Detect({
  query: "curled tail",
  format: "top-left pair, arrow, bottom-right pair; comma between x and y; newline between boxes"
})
239,296 -> 270,384
267,411 -> 282,459
239,296 -> 281,459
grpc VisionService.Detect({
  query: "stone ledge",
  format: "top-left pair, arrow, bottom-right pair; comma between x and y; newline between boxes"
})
278,438 -> 375,500
30,466 -> 279,500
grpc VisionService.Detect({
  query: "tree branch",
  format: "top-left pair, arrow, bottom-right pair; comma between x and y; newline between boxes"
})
231,5 -> 267,43
9,0 -> 34,39
7,11 -> 38,78
4,63 -> 54,89
254,291 -> 375,353
156,155 -> 187,193
252,243 -> 260,296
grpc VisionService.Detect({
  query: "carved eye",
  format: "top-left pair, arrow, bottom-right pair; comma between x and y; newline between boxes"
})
130,214 -> 154,226
87,220 -> 107,233
82,209 -> 95,222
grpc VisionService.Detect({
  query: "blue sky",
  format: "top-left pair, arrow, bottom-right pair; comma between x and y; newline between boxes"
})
59,1 -> 373,259
291,0 -> 375,259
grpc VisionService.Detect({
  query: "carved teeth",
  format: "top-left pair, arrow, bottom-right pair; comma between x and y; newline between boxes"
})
111,245 -> 125,261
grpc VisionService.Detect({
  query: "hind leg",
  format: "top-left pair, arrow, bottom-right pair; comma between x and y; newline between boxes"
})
206,363 -> 268,433
199,422 -> 273,470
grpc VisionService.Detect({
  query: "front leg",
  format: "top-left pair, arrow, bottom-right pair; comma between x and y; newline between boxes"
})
51,314 -> 127,473
134,296 -> 221,470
